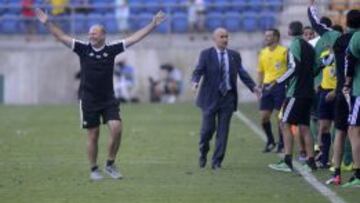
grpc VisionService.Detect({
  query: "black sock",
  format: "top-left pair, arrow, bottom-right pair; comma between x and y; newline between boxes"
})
284,154 -> 293,169
355,168 -> 360,179
306,157 -> 317,170
334,168 -> 341,176
91,165 -> 98,172
262,122 -> 274,144
106,160 -> 115,167
320,133 -> 331,165
278,125 -> 283,147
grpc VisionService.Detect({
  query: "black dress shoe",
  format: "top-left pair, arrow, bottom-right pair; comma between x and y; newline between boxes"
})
199,157 -> 207,168
262,142 -> 276,153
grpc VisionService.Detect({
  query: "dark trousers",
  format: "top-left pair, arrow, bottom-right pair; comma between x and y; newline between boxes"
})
199,92 -> 235,166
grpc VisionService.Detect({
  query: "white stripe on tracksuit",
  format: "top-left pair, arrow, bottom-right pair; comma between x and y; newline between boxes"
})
350,97 -> 360,126
282,97 -> 296,123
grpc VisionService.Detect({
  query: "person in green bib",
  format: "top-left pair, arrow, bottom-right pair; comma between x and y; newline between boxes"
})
343,30 -> 360,188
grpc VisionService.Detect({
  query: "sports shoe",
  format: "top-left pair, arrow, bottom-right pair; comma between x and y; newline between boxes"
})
341,177 -> 360,188
329,162 -> 353,172
263,142 -> 276,153
302,164 -> 313,172
105,164 -> 123,179
268,160 -> 292,172
326,175 -> 341,185
90,169 -> 103,181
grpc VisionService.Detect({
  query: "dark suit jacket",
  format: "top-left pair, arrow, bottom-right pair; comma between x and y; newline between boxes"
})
192,47 -> 256,113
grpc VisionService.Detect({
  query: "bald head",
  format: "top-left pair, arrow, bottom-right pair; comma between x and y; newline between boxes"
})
212,28 -> 229,50
89,24 -> 106,34
88,24 -> 106,48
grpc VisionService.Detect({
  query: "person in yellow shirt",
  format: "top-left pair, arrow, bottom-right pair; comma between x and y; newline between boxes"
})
316,48 -> 337,168
257,28 -> 287,153
48,0 -> 69,16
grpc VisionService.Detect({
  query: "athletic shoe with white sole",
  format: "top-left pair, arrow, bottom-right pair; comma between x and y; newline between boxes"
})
325,175 -> 341,185
268,160 -> 292,172
341,177 -> 360,188
90,169 -> 103,181
105,165 -> 123,179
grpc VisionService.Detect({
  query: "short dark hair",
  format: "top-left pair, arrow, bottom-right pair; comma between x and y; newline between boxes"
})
289,21 -> 303,36
332,24 -> 344,33
303,26 -> 313,31
320,16 -> 332,27
160,63 -> 174,71
266,28 -> 281,41
346,9 -> 360,29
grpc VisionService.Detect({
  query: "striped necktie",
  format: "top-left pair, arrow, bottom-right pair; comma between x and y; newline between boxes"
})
219,51 -> 228,96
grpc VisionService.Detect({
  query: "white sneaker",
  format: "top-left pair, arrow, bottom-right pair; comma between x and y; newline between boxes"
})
90,169 -> 103,181
105,165 -> 123,179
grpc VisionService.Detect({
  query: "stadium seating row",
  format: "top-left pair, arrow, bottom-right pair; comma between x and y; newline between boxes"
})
0,0 -> 282,34
0,11 -> 278,34
0,0 -> 284,15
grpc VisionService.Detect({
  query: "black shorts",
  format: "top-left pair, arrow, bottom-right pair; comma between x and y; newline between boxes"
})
317,89 -> 335,120
311,90 -> 320,119
334,93 -> 349,131
281,97 -> 312,126
260,83 -> 286,111
349,96 -> 360,127
80,100 -> 121,129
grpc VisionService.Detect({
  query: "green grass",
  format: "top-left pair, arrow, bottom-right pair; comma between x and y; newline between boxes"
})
0,103 -> 357,203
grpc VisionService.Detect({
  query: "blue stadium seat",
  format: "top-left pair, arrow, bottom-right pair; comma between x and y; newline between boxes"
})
87,13 -> 105,27
52,16 -> 71,33
1,14 -> 19,34
265,0 -> 283,12
205,12 -> 223,31
224,12 -> 241,32
129,0 -> 146,15
170,4 -> 187,14
6,1 -> 22,15
171,12 -> 188,33
155,21 -> 170,33
259,11 -> 277,30
242,12 -> 258,32
104,13 -> 118,34
143,1 -> 164,14
209,0 -> 230,13
221,0 -> 247,12
161,0 -> 178,4
248,0 -> 264,12
91,2 -> 111,14
130,13 -> 152,30
73,14 -> 88,34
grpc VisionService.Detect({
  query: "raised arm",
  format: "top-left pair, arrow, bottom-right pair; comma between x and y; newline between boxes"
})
307,0 -> 332,36
124,11 -> 166,48
35,8 -> 73,48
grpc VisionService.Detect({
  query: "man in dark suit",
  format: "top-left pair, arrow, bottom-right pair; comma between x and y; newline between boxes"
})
192,27 -> 260,170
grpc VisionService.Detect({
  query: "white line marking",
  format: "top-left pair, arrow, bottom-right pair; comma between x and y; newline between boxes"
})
234,110 -> 347,203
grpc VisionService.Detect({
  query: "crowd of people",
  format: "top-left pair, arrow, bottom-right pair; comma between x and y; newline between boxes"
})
258,0 -> 360,188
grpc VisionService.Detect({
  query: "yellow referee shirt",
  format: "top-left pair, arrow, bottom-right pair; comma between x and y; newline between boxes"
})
320,49 -> 337,90
257,45 -> 288,84
50,0 -> 69,16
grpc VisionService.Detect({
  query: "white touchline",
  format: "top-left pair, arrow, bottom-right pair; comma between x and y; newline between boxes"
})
234,110 -> 347,203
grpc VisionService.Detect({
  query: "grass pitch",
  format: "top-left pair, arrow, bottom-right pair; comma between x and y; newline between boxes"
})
0,103 -> 357,203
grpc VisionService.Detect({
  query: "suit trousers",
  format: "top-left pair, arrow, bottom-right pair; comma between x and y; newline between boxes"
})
199,91 -> 235,166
